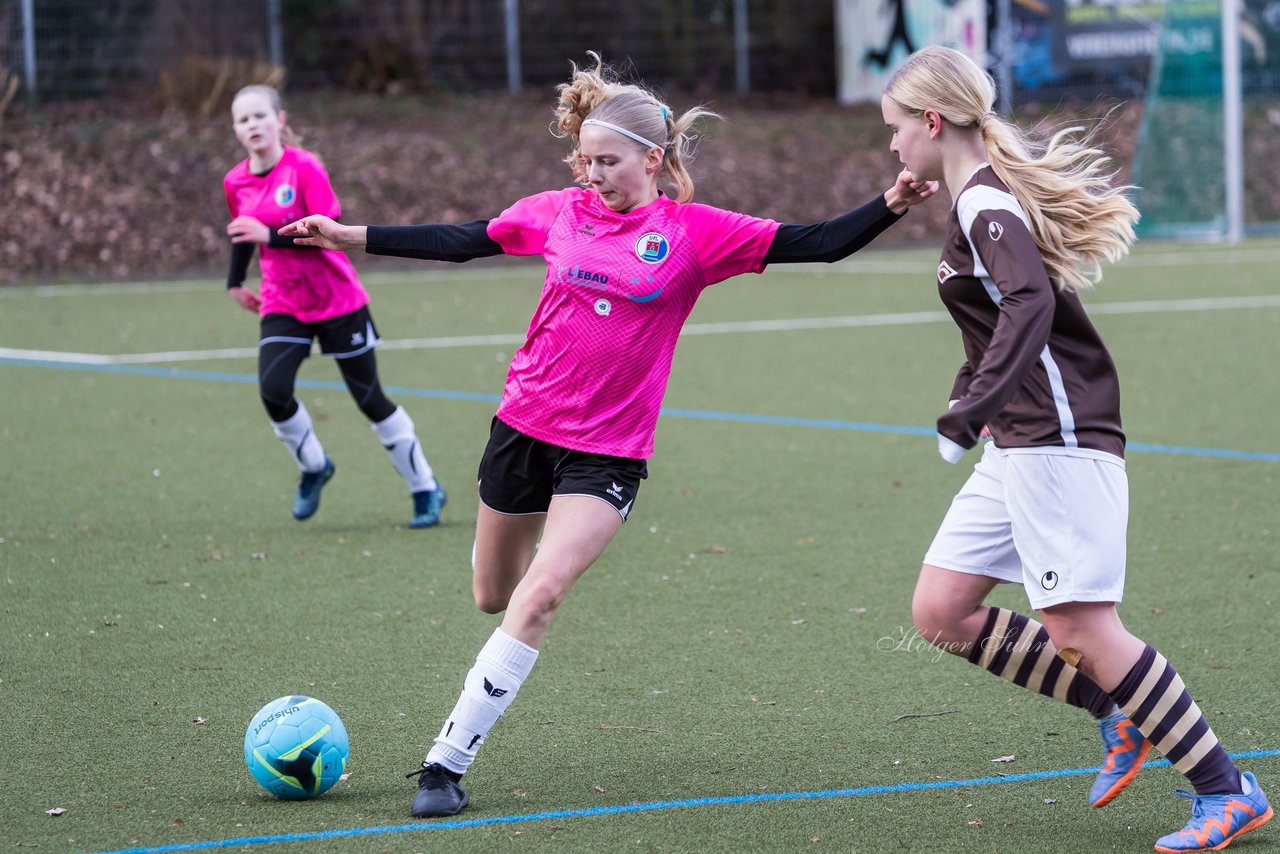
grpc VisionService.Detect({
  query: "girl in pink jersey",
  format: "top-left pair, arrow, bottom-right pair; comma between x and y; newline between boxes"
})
882,47 -> 1270,852
283,53 -> 935,817
225,85 -> 447,528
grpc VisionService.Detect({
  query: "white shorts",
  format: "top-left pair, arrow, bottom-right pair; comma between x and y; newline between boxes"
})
923,443 -> 1128,610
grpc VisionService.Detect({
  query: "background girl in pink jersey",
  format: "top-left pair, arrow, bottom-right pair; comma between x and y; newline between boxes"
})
881,46 -> 1270,853
224,84 -> 447,528
283,52 -> 935,818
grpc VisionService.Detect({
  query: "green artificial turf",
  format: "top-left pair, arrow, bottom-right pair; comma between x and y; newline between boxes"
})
2,241 -> 1278,853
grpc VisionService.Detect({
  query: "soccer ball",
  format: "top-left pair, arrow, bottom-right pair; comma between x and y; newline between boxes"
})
244,695 -> 349,799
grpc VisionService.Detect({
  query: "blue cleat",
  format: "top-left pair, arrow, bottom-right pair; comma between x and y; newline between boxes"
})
1154,772 -> 1273,852
1091,710 -> 1152,808
409,486 -> 447,528
292,458 -> 335,520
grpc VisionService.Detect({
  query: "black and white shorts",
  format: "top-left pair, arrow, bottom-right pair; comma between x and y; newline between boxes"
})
259,306 -> 381,359
477,417 -> 648,521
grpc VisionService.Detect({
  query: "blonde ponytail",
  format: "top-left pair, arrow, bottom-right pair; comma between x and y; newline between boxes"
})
551,52 -> 718,203
885,47 -> 1138,292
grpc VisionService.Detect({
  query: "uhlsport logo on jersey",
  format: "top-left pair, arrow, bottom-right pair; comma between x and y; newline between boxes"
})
988,220 -> 1004,241
635,232 -> 670,264
275,183 -> 297,207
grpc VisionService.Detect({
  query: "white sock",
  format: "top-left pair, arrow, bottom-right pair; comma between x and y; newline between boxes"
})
426,628 -> 538,775
371,406 -> 437,493
271,402 -> 326,473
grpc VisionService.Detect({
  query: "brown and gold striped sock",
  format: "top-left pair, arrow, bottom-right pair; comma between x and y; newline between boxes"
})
968,607 -> 1118,719
1109,644 -> 1242,796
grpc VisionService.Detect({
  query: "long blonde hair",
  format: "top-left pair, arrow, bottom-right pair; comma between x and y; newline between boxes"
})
884,46 -> 1138,292
551,52 -> 717,204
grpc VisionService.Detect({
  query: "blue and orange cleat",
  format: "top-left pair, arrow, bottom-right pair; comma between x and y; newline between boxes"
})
293,458 -> 335,520
1091,711 -> 1152,808
1154,771 -> 1273,852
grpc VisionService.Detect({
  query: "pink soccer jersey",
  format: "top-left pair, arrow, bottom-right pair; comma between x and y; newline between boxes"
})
487,187 -> 779,459
224,146 -> 369,323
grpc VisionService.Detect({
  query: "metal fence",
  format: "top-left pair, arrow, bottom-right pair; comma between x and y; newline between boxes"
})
0,0 -> 838,102
4,0 -> 1279,105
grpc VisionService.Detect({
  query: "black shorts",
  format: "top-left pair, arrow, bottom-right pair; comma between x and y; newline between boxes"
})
259,306 -> 381,359
477,418 -> 648,521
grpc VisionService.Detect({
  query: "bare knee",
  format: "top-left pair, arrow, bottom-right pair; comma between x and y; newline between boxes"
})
505,575 -> 568,636
473,578 -> 514,615
911,564 -> 1001,652
911,588 -> 963,647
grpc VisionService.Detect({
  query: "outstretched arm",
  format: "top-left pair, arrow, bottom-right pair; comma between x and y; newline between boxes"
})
278,215 -> 368,250
279,216 -> 502,262
764,171 -> 938,265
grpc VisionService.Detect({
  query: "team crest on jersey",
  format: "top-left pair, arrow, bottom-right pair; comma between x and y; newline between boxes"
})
275,183 -> 296,207
987,220 -> 1004,241
937,260 -> 958,284
635,232 -> 670,264
594,298 -> 612,316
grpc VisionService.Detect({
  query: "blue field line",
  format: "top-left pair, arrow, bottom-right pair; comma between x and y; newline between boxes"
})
6,358 -> 1280,463
87,749 -> 1280,854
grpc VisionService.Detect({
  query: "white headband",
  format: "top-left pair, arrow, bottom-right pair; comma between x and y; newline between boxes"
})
581,118 -> 663,151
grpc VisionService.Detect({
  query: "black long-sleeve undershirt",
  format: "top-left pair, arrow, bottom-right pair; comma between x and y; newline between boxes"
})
225,228 -> 319,289
359,194 -> 902,268
365,221 -> 504,262
763,194 -> 902,264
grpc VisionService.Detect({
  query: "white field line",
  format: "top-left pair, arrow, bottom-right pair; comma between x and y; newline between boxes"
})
2,294 -> 1278,366
5,245 -> 1280,298
817,246 -> 1280,275
0,267 -> 532,298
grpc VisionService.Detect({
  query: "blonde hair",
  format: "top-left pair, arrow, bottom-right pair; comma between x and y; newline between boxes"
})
551,52 -> 717,204
884,46 -> 1138,292
232,84 -> 302,148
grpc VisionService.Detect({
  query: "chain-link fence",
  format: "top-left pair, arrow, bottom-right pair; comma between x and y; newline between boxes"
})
0,0 -> 838,104
4,0 -> 1280,106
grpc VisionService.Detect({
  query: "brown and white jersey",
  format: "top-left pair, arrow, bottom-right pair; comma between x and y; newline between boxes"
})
935,165 -> 1125,458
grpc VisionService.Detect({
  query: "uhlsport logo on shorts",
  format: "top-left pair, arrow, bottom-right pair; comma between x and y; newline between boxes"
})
635,232 -> 670,264
1040,570 -> 1059,590
275,183 -> 297,207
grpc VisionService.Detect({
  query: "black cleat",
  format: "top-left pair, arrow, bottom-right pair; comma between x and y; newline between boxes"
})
407,762 -> 470,817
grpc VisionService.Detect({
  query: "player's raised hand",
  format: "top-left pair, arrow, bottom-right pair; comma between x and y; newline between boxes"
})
227,215 -> 270,245
278,215 -> 367,251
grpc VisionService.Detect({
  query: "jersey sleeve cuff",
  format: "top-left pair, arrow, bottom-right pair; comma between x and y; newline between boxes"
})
937,433 -> 968,464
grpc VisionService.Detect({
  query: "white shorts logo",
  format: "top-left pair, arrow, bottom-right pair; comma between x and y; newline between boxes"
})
1040,570 -> 1059,590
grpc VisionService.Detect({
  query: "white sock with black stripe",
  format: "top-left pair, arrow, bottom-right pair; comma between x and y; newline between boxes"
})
426,628 -> 538,775
271,402 -> 326,473
372,406 -> 437,492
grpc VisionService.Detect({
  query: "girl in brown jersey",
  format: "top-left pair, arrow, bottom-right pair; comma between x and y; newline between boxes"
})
880,46 -> 1271,853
